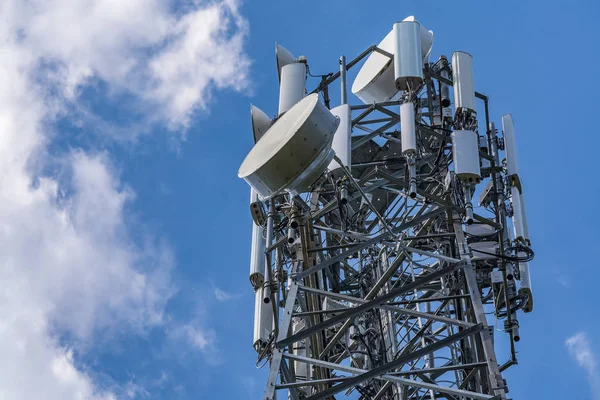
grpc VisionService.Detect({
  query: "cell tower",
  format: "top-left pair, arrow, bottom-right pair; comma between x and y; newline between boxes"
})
239,16 -> 534,400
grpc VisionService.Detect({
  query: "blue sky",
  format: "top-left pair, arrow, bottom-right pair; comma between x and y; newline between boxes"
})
0,0 -> 598,399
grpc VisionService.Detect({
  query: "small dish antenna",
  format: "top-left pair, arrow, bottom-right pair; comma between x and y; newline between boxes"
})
239,94 -> 340,199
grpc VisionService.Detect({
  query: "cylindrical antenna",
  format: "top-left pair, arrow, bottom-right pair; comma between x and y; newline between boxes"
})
401,101 -> 417,198
249,188 -> 265,290
278,62 -> 306,116
263,201 -> 275,304
502,114 -> 519,178
400,102 -> 417,154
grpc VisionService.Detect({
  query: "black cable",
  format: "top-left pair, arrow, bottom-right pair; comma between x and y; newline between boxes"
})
306,65 -> 331,79
471,246 -> 534,263
496,294 -> 528,318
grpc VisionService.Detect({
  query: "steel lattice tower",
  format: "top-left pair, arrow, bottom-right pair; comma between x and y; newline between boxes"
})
240,16 -> 534,400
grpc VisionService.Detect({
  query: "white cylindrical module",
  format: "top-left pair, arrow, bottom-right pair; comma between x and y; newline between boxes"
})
253,286 -> 273,350
328,104 -> 351,172
400,102 -> 416,154
249,188 -> 266,289
250,105 -> 272,143
510,186 -> 527,241
452,51 -> 476,113
278,62 -> 306,116
393,21 -> 423,91
519,262 -> 533,313
502,114 -> 519,177
451,130 -> 481,180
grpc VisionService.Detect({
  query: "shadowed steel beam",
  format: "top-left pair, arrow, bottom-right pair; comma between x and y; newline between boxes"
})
318,206 -> 439,357
390,362 -> 488,376
276,377 -> 352,389
284,354 -> 494,400
401,246 -> 462,263
285,323 -> 489,400
293,207 -> 444,281
280,261 -> 464,347
279,361 -> 299,400
310,169 -> 407,221
303,324 -> 484,400
334,154 -> 395,236
301,285 -> 474,328
264,282 -> 300,400
454,220 -> 506,399
352,119 -> 399,149
425,70 -> 488,101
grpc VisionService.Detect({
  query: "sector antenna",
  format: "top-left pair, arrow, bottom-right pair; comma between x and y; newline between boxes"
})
239,18 -> 535,400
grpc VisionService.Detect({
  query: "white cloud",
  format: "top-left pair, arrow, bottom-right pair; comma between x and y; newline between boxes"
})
0,150 -> 174,399
7,0 -> 250,130
148,2 -> 250,127
175,325 -> 216,352
0,0 -> 249,398
566,332 -> 600,399
214,287 -> 241,301
168,323 -> 223,365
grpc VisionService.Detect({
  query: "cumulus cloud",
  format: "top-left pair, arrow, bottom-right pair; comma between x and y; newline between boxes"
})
0,0 -> 249,398
0,154 -> 161,398
7,0 -> 250,129
566,332 -> 600,399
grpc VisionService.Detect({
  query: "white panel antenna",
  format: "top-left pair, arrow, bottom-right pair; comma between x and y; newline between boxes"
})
393,20 -> 423,91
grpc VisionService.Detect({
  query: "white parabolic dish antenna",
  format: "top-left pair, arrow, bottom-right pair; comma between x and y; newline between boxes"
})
352,16 -> 433,104
239,93 -> 340,199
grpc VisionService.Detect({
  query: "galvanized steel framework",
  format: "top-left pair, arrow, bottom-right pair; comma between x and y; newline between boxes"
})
250,44 -> 534,400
